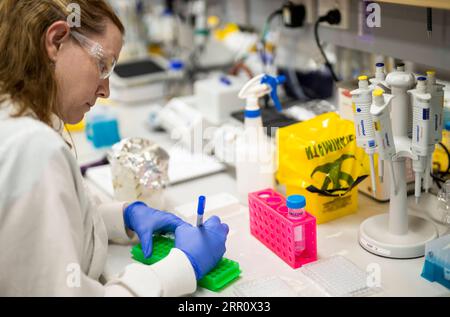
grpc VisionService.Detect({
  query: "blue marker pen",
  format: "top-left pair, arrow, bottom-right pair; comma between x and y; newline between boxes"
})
196,196 -> 206,227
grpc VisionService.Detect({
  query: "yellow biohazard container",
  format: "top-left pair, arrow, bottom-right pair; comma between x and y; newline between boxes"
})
276,113 -> 369,224
433,122 -> 450,173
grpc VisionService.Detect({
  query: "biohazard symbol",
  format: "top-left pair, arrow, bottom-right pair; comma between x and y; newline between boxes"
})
311,154 -> 356,192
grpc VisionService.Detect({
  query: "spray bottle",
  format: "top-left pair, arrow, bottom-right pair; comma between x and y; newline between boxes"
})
351,75 -> 377,195
408,77 -> 432,203
235,74 -> 286,204
370,89 -> 397,194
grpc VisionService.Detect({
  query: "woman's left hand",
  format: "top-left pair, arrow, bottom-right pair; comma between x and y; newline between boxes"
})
124,201 -> 186,258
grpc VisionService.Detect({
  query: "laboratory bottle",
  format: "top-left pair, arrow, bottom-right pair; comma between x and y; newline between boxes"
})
235,123 -> 275,204
287,194 -> 306,254
167,59 -> 185,98
235,74 -> 285,205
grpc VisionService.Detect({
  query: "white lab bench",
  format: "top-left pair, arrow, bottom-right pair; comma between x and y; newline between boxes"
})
73,102 -> 450,297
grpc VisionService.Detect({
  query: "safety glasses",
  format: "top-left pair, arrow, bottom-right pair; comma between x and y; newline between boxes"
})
70,31 -> 117,80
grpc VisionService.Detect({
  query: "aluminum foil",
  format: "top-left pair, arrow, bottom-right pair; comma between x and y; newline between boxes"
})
108,137 -> 170,191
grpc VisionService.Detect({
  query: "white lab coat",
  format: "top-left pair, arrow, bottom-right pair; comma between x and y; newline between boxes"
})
0,100 -> 197,296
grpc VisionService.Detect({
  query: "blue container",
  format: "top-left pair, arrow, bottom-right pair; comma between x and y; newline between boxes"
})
421,234 -> 450,289
444,107 -> 450,129
86,112 -> 121,148
445,121 -> 450,132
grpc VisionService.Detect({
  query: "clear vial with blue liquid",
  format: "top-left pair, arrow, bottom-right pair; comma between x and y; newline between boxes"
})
287,195 -> 306,254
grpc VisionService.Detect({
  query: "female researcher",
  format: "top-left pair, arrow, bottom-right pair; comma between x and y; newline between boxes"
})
0,0 -> 228,296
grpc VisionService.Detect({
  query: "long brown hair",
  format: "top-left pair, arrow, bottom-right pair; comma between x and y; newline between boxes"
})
0,0 -> 124,127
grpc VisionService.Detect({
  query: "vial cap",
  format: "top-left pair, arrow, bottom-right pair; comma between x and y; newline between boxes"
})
358,75 -> 368,81
208,16 -> 220,28
169,59 -> 184,70
162,8 -> 173,16
417,76 -> 427,81
220,76 -> 232,86
373,89 -> 383,97
287,195 -> 306,209
375,63 -> 384,67
197,196 -> 206,215
426,70 -> 436,76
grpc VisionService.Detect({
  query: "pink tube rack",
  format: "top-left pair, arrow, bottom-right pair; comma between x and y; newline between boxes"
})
248,188 -> 317,269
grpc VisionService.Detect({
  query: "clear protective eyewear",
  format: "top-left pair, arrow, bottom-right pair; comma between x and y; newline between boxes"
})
70,31 -> 117,80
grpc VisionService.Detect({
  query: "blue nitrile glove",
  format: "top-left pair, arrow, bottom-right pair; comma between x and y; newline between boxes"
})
124,201 -> 185,258
174,216 -> 229,280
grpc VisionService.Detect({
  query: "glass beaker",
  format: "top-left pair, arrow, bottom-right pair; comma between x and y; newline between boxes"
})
432,180 -> 450,226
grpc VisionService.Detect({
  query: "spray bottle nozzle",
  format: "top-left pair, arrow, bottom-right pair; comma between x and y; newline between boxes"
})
260,75 -> 286,112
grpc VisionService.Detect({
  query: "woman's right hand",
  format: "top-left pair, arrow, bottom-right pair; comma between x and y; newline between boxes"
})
174,216 -> 229,280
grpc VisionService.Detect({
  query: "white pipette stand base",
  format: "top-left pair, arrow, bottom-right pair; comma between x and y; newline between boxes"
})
358,213 -> 437,258
357,69 -> 441,259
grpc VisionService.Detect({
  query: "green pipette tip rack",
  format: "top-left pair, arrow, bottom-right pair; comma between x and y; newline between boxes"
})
131,235 -> 241,292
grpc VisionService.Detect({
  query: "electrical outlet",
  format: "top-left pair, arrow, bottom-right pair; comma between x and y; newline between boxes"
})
290,0 -> 316,24
318,0 -> 349,29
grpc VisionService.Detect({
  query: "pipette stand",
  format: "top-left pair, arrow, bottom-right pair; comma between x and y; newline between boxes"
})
358,74 -> 438,259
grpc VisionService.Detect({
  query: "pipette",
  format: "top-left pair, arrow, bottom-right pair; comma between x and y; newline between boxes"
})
426,70 -> 446,145
370,89 -> 398,194
351,75 -> 377,195
409,77 -> 432,204
424,70 -> 445,193
369,62 -> 388,182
